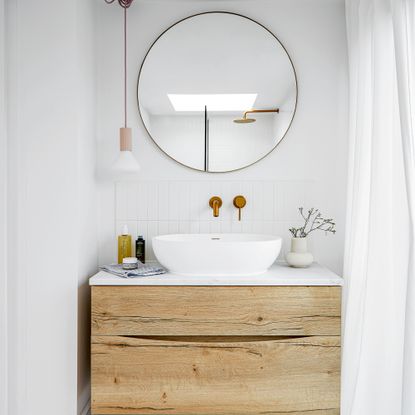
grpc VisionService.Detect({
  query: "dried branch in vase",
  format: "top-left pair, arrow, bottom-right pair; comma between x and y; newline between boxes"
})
289,207 -> 336,238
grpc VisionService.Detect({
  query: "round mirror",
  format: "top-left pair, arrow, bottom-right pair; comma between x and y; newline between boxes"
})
137,12 -> 297,172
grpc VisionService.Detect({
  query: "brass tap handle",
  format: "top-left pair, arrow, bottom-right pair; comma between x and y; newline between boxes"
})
233,195 -> 247,221
209,196 -> 222,217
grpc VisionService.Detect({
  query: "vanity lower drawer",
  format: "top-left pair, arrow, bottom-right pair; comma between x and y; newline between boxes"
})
91,335 -> 340,415
91,286 -> 341,336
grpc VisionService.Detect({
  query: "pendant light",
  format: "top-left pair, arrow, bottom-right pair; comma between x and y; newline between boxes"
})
105,0 -> 140,173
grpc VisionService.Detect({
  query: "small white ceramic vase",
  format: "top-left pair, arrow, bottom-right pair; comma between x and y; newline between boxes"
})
285,237 -> 313,268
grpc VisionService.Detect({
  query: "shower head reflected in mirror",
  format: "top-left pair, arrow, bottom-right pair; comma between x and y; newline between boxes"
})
233,117 -> 256,124
233,108 -> 280,124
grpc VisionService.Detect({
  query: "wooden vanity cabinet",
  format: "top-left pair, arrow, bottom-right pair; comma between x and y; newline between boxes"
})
91,285 -> 341,415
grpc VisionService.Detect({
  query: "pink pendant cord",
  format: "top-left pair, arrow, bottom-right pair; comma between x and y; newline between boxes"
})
124,6 -> 127,128
104,0 -> 134,128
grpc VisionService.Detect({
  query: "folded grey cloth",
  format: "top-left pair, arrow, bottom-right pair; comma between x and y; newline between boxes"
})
100,262 -> 166,278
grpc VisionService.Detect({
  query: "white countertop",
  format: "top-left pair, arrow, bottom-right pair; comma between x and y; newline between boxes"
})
89,262 -> 343,286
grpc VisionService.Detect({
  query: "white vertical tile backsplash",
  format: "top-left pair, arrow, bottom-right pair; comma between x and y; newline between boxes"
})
115,180 -> 315,261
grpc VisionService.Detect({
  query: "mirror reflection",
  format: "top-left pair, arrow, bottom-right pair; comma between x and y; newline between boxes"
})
138,12 -> 297,172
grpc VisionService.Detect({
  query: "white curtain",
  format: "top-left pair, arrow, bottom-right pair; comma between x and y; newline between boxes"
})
342,0 -> 415,414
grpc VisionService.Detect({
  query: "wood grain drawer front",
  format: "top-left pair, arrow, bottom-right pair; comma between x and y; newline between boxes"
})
92,286 -> 341,336
91,335 -> 340,415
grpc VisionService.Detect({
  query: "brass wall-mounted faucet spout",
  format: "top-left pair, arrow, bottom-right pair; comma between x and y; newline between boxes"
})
209,196 -> 222,217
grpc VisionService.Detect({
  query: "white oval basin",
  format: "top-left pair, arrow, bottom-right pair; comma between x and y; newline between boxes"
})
153,233 -> 282,276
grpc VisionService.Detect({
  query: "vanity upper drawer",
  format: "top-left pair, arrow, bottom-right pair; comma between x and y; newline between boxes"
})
91,286 -> 341,336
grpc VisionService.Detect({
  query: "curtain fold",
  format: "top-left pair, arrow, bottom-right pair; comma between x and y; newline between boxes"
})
392,1 -> 415,414
343,0 -> 415,413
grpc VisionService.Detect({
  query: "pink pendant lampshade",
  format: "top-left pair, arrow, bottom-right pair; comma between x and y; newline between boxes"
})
113,128 -> 140,173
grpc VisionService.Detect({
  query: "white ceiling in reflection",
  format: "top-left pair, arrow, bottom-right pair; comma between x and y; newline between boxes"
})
167,94 -> 258,112
139,13 -> 296,116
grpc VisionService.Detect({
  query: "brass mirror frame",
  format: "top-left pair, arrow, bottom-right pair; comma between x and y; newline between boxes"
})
136,11 -> 298,173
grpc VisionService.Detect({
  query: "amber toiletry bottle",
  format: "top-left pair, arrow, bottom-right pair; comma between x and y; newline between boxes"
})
135,235 -> 145,263
118,225 -> 132,264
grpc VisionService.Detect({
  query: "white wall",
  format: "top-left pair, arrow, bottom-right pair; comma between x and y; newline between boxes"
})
150,114 -> 205,170
4,0 -> 98,414
97,0 -> 348,274
76,1 -> 98,413
0,1 -> 8,413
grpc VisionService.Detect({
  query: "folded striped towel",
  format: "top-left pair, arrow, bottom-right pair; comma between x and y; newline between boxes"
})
100,262 -> 166,278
